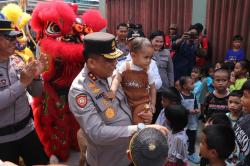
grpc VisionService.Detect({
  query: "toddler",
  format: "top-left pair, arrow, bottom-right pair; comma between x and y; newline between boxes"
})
107,37 -> 156,124
179,76 -> 200,164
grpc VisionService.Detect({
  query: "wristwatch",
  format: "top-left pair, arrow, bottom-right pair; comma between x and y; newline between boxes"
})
137,123 -> 146,132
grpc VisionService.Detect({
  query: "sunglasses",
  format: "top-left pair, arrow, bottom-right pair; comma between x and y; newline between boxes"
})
0,34 -> 16,41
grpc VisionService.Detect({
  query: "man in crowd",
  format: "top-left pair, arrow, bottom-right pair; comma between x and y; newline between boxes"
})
68,32 -> 167,166
172,25 -> 200,81
116,23 -> 129,58
165,24 -> 181,58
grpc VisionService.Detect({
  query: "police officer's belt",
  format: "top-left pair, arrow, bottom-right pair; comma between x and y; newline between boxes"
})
0,112 -> 32,136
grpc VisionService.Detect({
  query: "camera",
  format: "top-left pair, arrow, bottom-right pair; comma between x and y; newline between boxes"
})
183,32 -> 198,40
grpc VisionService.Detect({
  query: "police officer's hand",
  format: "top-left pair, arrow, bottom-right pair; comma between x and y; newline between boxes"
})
137,111 -> 153,124
146,124 -> 169,135
34,52 -> 48,77
20,60 -> 37,87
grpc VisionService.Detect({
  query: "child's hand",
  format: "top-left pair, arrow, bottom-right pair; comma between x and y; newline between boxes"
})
104,91 -> 116,100
144,104 -> 155,113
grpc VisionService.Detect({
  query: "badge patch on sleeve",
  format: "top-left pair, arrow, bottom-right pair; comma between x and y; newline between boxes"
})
76,94 -> 87,108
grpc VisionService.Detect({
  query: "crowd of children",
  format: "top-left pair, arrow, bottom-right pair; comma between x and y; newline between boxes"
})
113,23 -> 250,166
153,59 -> 250,166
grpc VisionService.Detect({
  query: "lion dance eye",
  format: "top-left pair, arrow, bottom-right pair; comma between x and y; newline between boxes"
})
46,22 -> 61,34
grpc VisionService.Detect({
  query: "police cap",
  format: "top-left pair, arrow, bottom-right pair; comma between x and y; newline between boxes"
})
0,19 -> 21,36
84,32 -> 123,59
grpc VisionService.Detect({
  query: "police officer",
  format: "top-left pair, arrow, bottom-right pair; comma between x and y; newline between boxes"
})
0,19 -> 48,165
68,32 -> 167,166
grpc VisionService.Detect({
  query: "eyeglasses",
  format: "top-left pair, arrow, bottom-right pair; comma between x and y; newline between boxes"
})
0,34 -> 16,41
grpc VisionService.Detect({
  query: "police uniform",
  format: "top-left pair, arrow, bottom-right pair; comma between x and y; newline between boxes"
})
68,32 -> 134,166
0,19 -> 48,165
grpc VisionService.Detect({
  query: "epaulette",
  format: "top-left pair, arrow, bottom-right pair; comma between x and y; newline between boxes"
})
88,72 -> 97,82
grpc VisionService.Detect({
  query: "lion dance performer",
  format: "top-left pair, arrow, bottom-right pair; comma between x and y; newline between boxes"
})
1,3 -> 35,63
30,1 -> 106,161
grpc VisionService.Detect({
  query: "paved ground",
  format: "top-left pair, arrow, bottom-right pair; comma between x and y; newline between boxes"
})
62,150 -> 200,166
61,151 -> 80,166
61,143 -> 200,166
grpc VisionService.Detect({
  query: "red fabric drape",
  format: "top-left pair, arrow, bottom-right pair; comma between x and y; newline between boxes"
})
106,0 -> 193,37
206,0 -> 250,63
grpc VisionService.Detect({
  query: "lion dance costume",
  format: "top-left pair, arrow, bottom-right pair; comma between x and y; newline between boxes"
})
30,1 -> 106,161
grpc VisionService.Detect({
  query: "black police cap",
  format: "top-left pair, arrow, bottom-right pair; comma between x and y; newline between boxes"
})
0,19 -> 21,36
84,32 -> 123,59
127,30 -> 145,41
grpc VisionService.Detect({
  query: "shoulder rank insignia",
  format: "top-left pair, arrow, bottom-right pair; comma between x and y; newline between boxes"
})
88,72 -> 97,81
88,82 -> 101,94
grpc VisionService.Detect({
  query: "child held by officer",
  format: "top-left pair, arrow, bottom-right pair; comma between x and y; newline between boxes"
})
155,87 -> 181,128
105,37 -> 156,124
164,104 -> 189,166
179,76 -> 200,164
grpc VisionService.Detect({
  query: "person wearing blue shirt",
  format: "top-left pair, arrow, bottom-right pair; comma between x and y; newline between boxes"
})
225,35 -> 245,62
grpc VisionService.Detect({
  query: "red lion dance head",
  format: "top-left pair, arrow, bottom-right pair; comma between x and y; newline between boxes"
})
31,1 -> 106,87
30,1 -> 106,161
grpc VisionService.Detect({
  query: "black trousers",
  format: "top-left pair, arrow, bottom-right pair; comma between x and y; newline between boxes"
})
152,92 -> 163,123
186,129 -> 197,154
0,130 -> 48,166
